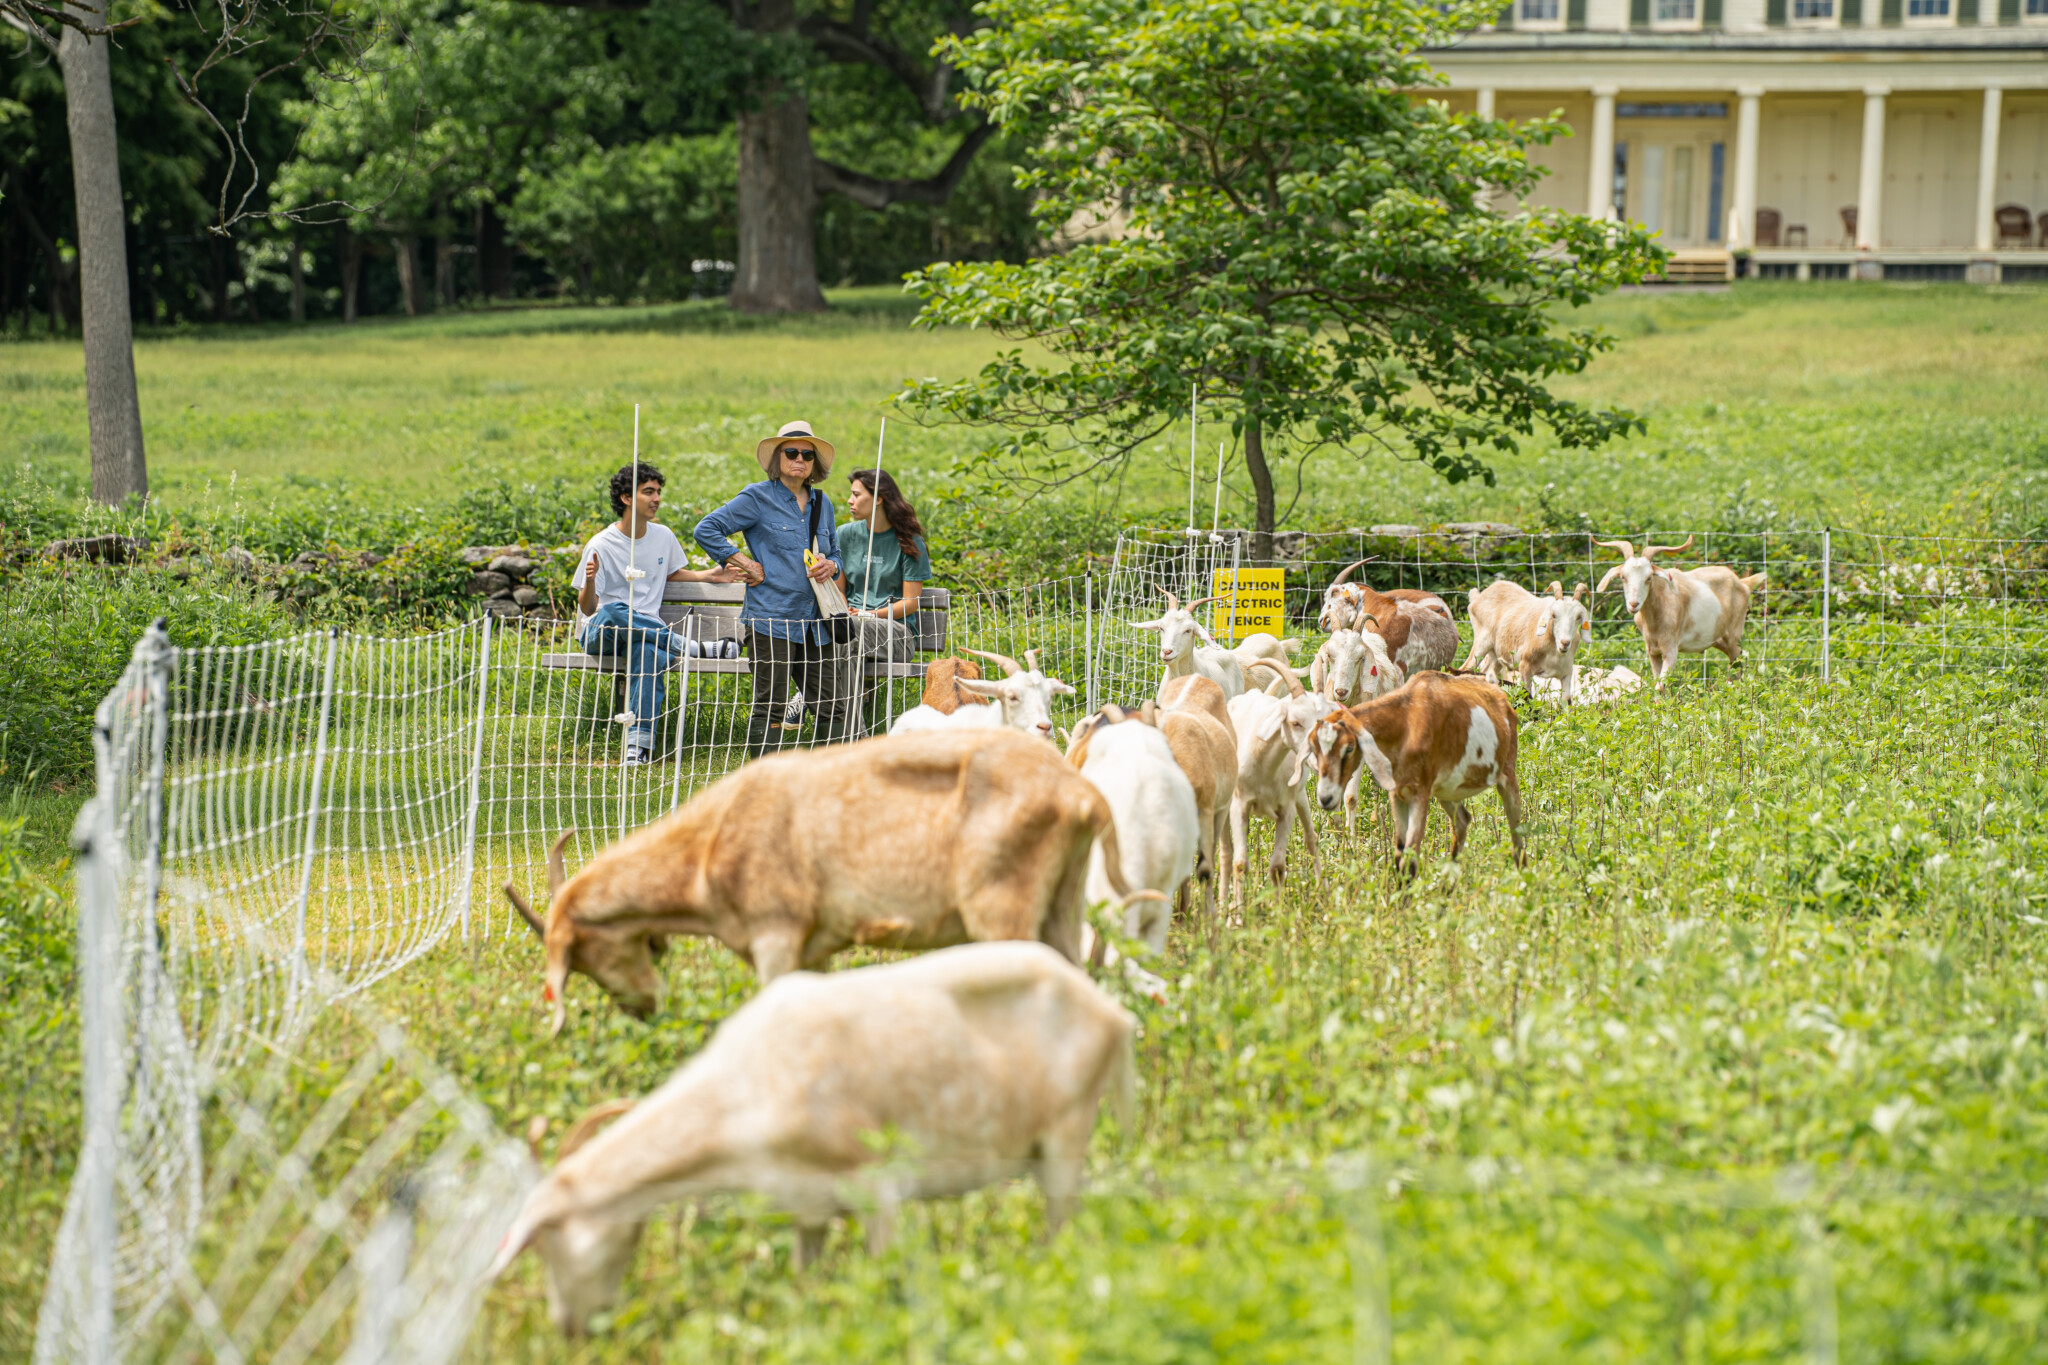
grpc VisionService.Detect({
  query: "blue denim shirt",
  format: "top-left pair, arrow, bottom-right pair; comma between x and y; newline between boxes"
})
695,480 -> 840,644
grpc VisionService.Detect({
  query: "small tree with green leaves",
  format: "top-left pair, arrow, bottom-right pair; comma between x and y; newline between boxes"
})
896,0 -> 1665,561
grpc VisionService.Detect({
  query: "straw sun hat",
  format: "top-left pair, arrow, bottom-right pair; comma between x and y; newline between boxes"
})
754,420 -> 836,478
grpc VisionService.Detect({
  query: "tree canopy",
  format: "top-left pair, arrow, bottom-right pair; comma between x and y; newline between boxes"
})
897,0 -> 1666,556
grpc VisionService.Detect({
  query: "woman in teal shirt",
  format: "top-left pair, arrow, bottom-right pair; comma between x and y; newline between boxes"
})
836,467 -> 933,734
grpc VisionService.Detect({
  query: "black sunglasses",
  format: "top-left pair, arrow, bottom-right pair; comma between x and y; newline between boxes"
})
778,446 -> 817,462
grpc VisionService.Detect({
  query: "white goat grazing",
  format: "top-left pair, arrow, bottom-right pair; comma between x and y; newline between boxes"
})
1224,660 -> 1336,909
1131,588 -> 1247,700
1530,664 -> 1645,705
488,943 -> 1134,1335
1311,610 -> 1402,708
1595,537 -> 1767,693
1064,705 -> 1200,954
1463,580 -> 1592,704
888,647 -> 1073,738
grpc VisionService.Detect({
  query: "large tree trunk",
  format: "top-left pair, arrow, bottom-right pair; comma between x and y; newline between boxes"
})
393,235 -> 425,316
339,224 -> 361,323
731,81 -> 827,314
1243,416 -> 1276,566
288,239 -> 305,323
58,21 -> 147,507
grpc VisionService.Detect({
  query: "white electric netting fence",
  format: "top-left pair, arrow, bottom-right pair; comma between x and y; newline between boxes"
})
36,523 -> 2048,1363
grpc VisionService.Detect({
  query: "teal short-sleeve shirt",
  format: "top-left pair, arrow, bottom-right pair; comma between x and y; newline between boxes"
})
838,522 -> 932,611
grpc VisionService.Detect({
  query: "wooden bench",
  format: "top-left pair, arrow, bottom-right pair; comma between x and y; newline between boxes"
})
537,581 -> 953,681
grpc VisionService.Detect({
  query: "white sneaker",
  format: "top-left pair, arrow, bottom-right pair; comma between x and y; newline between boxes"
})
783,691 -> 806,726
623,744 -> 656,767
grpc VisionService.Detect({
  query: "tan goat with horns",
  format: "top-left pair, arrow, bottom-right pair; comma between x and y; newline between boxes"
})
503,730 -> 1146,1036
1594,535 -> 1766,693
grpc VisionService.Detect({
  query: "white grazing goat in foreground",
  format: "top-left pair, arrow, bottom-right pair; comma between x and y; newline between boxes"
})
1064,705 -> 1200,954
488,943 -> 1134,1334
1595,536 -> 1767,693
1463,580 -> 1592,704
1130,588 -> 1247,699
888,647 -> 1073,737
1311,610 -> 1402,708
1225,660 -> 1337,909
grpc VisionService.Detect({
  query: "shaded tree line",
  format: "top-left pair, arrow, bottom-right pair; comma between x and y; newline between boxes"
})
0,0 -> 1035,335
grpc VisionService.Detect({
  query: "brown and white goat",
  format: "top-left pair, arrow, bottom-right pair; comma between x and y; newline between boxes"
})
1463,580 -> 1592,703
489,943 -> 1134,1335
1155,674 -> 1239,918
1595,536 -> 1766,692
502,730 -> 1143,1035
918,656 -> 987,714
1319,559 -> 1460,675
1304,671 -> 1526,876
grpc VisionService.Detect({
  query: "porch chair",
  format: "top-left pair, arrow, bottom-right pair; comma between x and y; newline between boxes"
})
1784,224 -> 1809,248
2039,211 -> 2048,249
1839,206 -> 1858,245
1993,205 -> 2033,250
1754,208 -> 1782,248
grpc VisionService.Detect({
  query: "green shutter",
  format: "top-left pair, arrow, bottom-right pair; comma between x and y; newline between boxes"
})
1766,0 -> 1786,22
1631,0 -> 1650,24
1842,0 -> 1861,20
1499,2 -> 1515,23
1569,0 -> 1587,25
1958,0 -> 1977,19
1999,0 -> 2017,20
1881,0 -> 1901,22
1704,0 -> 1724,23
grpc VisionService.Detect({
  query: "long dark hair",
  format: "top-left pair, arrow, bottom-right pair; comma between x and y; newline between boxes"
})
847,468 -> 925,543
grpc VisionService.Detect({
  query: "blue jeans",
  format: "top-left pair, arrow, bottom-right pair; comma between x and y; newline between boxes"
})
581,603 -> 678,749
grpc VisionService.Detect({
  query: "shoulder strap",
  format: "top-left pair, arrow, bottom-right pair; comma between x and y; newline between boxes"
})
806,489 -> 822,552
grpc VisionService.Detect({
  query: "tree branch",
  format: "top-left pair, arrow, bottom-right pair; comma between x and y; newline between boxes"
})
813,118 -> 995,209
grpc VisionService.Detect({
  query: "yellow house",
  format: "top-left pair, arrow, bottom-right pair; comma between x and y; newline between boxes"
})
1428,6 -> 2048,280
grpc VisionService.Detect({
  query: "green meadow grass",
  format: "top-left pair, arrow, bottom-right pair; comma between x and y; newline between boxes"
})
0,284 -> 2044,540
9,662 -> 2045,1360
3,284 -> 2048,1358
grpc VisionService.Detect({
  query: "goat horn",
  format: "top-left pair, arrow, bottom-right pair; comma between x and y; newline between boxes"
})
1592,539 -> 1636,560
1644,534 -> 1695,560
547,828 -> 574,897
1546,581 -> 1563,598
1182,595 -> 1223,612
504,881 -> 547,942
961,647 -> 1023,678
1329,557 -> 1376,588
1243,657 -> 1305,698
557,1098 -> 638,1160
1154,585 -> 1182,612
1023,648 -> 1042,674
1357,612 -> 1379,632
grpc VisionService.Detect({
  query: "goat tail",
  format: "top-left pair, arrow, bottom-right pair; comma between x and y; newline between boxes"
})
1741,571 -> 1768,591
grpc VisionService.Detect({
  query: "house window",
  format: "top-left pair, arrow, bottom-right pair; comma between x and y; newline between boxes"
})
1790,0 -> 1835,20
1653,0 -> 1699,21
1517,0 -> 1563,26
1904,0 -> 1951,18
2026,0 -> 2046,16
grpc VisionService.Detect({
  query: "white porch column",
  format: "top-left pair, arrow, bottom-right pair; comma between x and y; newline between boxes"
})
1477,87 -> 1496,120
1855,85 -> 1888,251
1975,86 -> 2003,252
1732,86 -> 1763,249
1588,85 -> 1618,221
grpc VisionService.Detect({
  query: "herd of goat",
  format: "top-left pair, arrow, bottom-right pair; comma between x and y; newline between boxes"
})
488,538 -> 1767,1333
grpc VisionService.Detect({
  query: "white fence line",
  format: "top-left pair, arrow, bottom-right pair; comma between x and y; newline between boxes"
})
36,522 -> 2048,1361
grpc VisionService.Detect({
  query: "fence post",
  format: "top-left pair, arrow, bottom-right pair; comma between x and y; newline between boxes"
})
1085,575 -> 1096,713
1821,528 -> 1831,686
1760,530 -> 1770,675
291,627 -> 342,994
456,615 -> 493,945
70,794 -> 121,1365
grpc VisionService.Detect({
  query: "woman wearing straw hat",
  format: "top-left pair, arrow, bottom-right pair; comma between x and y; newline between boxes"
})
695,420 -> 853,756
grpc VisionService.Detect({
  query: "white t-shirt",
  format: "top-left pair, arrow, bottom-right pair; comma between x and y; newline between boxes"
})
573,522 -> 687,621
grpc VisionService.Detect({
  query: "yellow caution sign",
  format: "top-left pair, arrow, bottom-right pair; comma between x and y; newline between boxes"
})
1210,567 -> 1287,644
